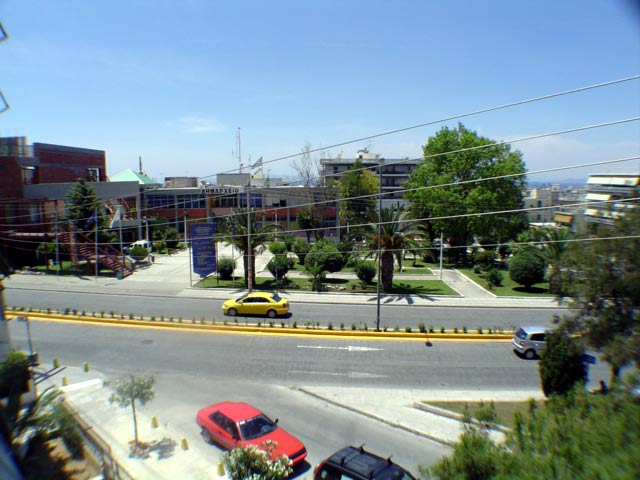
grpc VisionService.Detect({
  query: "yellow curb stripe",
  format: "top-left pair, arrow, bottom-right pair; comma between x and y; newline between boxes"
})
6,310 -> 512,341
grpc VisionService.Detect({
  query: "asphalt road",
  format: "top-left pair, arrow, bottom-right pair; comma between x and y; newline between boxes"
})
5,288 -> 567,331
10,320 -> 462,473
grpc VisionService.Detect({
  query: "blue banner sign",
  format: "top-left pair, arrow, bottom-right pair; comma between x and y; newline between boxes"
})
191,223 -> 216,277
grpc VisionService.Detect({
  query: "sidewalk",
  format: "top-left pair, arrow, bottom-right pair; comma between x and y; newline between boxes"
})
9,248 -> 563,310
41,366 -> 545,480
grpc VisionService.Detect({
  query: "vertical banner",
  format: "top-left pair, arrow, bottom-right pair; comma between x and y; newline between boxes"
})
191,223 -> 216,277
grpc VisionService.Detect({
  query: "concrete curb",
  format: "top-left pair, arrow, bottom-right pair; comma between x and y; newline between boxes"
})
413,402 -> 511,434
295,387 -> 457,447
6,310 -> 513,341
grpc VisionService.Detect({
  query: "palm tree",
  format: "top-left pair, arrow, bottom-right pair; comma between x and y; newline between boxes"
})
370,208 -> 417,292
542,227 -> 573,295
222,208 -> 279,289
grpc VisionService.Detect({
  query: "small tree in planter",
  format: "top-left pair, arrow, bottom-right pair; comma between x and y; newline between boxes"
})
109,375 -> 155,446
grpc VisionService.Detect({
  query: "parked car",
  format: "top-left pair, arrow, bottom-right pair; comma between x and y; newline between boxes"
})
314,446 -> 416,480
196,401 -> 307,466
512,325 -> 548,359
222,291 -> 289,318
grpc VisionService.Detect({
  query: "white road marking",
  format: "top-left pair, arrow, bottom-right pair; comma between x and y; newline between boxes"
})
289,370 -> 386,378
297,345 -> 383,352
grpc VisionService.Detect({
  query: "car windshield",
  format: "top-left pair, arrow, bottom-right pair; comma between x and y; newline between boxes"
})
238,414 -> 277,440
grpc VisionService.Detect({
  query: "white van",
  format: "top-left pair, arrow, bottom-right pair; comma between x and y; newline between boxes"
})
125,240 -> 152,253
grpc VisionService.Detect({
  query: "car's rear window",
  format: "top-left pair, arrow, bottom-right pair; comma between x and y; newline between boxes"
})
271,293 -> 282,302
515,328 -> 527,340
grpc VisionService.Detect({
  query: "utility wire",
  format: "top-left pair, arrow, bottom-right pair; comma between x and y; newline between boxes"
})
205,74 -> 640,179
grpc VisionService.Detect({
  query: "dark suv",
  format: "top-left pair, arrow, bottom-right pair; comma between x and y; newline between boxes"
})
314,446 -> 416,480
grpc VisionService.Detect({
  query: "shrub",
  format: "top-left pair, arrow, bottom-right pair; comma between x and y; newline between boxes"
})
292,239 -> 310,264
418,323 -> 426,333
129,245 -> 149,261
405,326 -> 412,333
305,239 -> 344,273
474,249 -> 497,271
509,251 -> 545,288
268,242 -> 287,255
217,257 -> 236,280
282,235 -> 295,252
354,260 -> 376,284
266,255 -> 295,283
485,267 -> 503,288
539,329 -> 587,397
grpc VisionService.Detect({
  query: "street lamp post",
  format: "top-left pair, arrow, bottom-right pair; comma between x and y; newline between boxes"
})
376,159 -> 383,331
246,181 -> 253,292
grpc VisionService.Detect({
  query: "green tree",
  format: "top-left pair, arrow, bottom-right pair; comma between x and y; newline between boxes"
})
338,159 -> 379,239
560,204 -> 640,381
163,227 -> 180,251
541,227 -> 573,295
509,251 -> 545,289
222,440 -> 292,480
36,242 -> 57,272
66,178 -> 104,237
109,375 -> 155,445
354,260 -> 376,285
267,243 -> 294,287
539,327 -> 586,397
292,238 -> 310,264
304,239 -> 343,273
370,207 -> 417,291
424,388 -> 640,479
296,208 -> 318,242
405,124 -> 527,262
221,209 -> 279,289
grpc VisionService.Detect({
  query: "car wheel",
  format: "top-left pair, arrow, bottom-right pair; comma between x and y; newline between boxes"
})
227,308 -> 237,317
267,309 -> 277,319
201,427 -> 213,443
524,349 -> 536,360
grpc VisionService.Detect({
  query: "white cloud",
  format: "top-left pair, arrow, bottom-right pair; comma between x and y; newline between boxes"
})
177,116 -> 226,134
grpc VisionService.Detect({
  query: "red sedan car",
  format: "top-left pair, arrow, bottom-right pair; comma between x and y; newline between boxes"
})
196,401 -> 307,466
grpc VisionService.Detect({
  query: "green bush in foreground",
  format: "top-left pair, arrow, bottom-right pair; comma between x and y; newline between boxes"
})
423,386 -> 640,479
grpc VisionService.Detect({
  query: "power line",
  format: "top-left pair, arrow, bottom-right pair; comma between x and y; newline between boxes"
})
204,74 -> 640,179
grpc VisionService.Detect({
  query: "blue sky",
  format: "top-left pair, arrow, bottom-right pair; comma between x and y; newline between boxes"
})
1,0 -> 639,183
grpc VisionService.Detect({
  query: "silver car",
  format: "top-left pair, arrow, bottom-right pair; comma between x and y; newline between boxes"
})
512,326 -> 547,359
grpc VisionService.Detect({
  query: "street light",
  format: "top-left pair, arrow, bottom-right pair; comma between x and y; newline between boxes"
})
376,158 -> 383,331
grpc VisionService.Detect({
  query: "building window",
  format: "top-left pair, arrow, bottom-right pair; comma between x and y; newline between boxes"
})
22,166 -> 36,184
87,168 -> 100,182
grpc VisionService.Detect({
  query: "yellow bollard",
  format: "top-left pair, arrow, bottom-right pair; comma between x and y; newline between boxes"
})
151,416 -> 159,429
62,376 -> 68,386
53,358 -> 60,369
83,362 -> 90,372
180,437 -> 189,450
217,461 -> 225,476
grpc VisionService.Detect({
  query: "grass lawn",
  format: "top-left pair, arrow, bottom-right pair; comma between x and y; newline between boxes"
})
427,401 -> 534,429
195,275 -> 457,295
457,267 -> 553,297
